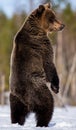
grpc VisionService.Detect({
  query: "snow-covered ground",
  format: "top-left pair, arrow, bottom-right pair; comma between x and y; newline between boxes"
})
0,105 -> 76,130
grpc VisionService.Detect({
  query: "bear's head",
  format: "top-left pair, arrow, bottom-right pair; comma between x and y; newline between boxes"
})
32,3 -> 65,33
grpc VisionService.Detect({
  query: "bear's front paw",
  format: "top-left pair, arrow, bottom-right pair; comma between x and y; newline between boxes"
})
51,84 -> 59,94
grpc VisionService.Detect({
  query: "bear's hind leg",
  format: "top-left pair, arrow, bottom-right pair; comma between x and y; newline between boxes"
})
35,93 -> 54,127
36,106 -> 53,127
10,93 -> 28,125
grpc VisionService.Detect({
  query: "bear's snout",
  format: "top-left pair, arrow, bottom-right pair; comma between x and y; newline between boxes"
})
59,24 -> 65,31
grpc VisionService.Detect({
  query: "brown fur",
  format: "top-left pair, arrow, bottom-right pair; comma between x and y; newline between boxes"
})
9,3 -> 65,127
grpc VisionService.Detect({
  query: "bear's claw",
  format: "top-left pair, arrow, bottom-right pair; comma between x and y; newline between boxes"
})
51,84 -> 59,94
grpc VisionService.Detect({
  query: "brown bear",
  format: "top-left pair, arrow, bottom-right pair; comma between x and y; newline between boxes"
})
9,3 -> 65,127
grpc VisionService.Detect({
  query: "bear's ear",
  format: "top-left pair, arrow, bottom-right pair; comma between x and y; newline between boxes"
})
45,3 -> 52,8
48,3 -> 51,8
37,5 -> 45,14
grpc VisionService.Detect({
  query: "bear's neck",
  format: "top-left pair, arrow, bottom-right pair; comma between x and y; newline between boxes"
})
24,15 -> 46,36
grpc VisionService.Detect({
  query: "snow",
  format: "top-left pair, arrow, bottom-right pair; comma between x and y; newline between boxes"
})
0,105 -> 76,130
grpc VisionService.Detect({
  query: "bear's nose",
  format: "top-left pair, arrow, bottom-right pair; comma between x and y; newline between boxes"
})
60,24 -> 65,30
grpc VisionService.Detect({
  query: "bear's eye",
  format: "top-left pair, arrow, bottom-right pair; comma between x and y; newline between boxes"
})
49,17 -> 55,23
48,13 -> 56,23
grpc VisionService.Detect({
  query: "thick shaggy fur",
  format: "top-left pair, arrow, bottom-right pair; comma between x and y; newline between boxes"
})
9,3 -> 64,127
